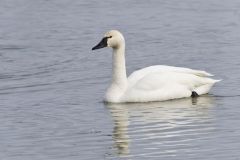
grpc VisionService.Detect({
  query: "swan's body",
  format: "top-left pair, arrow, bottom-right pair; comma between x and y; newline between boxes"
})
92,30 -> 220,103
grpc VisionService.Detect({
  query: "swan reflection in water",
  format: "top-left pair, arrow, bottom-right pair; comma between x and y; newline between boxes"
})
105,96 -> 216,157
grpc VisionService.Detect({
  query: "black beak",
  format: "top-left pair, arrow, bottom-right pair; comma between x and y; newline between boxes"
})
92,37 -> 108,50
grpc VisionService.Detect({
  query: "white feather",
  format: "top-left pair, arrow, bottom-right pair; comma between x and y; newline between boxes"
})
123,67 -> 219,102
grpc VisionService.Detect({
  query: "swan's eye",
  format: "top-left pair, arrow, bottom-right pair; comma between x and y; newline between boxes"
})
108,36 -> 112,38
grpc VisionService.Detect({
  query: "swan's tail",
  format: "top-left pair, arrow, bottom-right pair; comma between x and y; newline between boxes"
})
195,79 -> 221,95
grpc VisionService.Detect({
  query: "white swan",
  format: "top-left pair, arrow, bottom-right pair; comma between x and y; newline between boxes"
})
92,30 -> 220,103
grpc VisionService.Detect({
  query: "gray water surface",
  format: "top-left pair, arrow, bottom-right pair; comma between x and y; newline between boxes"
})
1,0 -> 240,159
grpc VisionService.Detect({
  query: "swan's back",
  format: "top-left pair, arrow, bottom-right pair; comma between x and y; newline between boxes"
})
121,65 -> 219,102
128,65 -> 213,84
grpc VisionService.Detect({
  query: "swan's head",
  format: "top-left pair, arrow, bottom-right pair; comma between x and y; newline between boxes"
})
92,30 -> 125,50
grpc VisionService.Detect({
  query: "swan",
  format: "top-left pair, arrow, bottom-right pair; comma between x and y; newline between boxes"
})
92,30 -> 220,103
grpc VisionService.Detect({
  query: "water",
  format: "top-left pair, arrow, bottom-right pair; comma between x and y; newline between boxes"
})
1,0 -> 240,159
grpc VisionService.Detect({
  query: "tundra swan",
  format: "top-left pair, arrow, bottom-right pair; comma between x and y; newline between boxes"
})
92,30 -> 220,103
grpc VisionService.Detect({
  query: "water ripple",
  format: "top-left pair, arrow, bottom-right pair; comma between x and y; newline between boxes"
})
105,96 -> 217,158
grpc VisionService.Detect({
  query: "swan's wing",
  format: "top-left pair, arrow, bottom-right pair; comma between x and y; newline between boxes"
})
123,69 -> 219,102
124,72 -> 194,102
128,65 -> 213,85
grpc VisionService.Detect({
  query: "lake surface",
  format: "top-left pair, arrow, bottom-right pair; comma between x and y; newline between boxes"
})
1,0 -> 240,159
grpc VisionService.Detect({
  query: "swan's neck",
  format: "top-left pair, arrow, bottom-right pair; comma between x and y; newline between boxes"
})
111,44 -> 127,88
